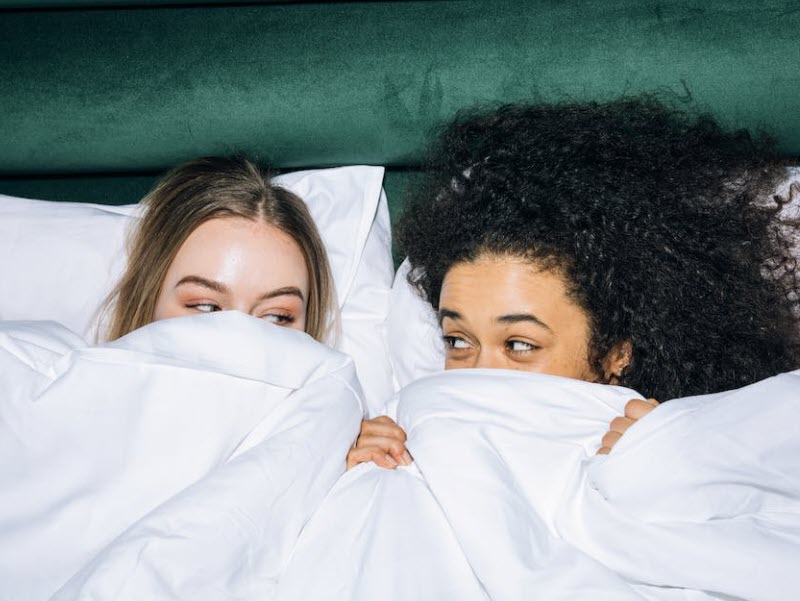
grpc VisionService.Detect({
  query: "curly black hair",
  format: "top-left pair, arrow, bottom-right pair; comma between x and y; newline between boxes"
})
397,98 -> 800,400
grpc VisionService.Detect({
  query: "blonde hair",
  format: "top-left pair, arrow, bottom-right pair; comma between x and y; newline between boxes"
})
104,156 -> 336,343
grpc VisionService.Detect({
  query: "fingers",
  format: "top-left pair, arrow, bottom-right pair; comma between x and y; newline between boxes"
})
608,416 -> 636,435
346,446 -> 400,471
348,417 -> 414,471
356,435 -> 411,466
595,414 -> 636,456
624,398 -> 659,420
596,398 -> 660,455
346,444 -> 413,471
359,418 -> 407,443
595,426 -> 626,456
601,430 -> 622,450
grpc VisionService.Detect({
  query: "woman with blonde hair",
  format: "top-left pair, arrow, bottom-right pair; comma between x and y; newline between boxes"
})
104,155 -> 337,343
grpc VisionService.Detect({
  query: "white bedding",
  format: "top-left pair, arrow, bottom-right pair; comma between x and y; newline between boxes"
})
0,313 -> 364,601
276,370 -> 800,601
3,317 -> 798,601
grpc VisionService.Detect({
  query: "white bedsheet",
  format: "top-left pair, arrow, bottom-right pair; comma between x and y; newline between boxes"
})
0,313 -> 364,601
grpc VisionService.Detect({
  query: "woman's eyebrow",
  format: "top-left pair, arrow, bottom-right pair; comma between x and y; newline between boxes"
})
438,308 -> 461,325
258,287 -> 305,302
496,313 -> 552,331
175,275 -> 228,293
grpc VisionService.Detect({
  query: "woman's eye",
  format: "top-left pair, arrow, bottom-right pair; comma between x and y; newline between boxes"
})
263,313 -> 295,325
507,340 -> 536,353
187,303 -> 220,313
443,335 -> 471,350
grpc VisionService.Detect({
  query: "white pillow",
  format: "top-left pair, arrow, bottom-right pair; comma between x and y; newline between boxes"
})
339,189 -> 395,415
0,199 -> 130,338
0,165 -> 395,410
387,258 -> 445,391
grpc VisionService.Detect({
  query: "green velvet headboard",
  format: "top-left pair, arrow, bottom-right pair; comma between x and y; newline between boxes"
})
2,0 -> 799,221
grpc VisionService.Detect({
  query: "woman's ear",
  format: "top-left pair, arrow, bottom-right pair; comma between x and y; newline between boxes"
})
603,339 -> 633,385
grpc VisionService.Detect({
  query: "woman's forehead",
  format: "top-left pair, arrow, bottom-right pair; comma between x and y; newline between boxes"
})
439,256 -> 584,327
169,217 -> 310,294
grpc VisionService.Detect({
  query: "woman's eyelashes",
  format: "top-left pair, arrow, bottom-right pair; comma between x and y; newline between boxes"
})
186,302 -> 221,313
506,339 -> 538,354
261,312 -> 295,325
184,301 -> 296,325
443,334 -> 539,357
443,335 -> 472,351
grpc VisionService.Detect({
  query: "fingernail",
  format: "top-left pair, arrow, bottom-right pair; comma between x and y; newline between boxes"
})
402,450 -> 413,466
385,454 -> 398,467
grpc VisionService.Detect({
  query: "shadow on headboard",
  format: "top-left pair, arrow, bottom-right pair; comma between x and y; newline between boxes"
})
2,0 -> 799,217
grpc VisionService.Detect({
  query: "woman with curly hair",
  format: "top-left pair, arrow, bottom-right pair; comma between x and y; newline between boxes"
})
348,97 -> 800,469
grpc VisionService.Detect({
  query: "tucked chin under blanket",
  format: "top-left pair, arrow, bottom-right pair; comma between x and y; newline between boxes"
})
0,313 -> 364,601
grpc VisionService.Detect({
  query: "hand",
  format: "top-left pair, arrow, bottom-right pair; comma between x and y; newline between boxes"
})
346,416 -> 413,470
597,398 -> 659,455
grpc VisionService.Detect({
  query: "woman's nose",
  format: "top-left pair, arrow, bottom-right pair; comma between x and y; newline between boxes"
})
471,350 -> 506,370
227,299 -> 252,315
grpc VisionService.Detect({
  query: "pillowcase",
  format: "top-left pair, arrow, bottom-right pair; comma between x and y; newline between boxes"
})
0,198 -> 131,339
387,258 -> 445,391
0,165 -> 395,411
339,188 -> 395,415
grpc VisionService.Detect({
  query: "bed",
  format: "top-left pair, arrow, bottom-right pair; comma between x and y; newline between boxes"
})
2,2 -> 800,600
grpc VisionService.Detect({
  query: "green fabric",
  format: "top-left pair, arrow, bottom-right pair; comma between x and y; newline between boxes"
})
0,174 -> 159,205
2,0 -> 799,180
0,0 -> 384,8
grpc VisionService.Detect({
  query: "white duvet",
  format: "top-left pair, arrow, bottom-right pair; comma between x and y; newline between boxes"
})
277,371 -> 800,601
0,313 -> 364,601
2,317 -> 798,601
